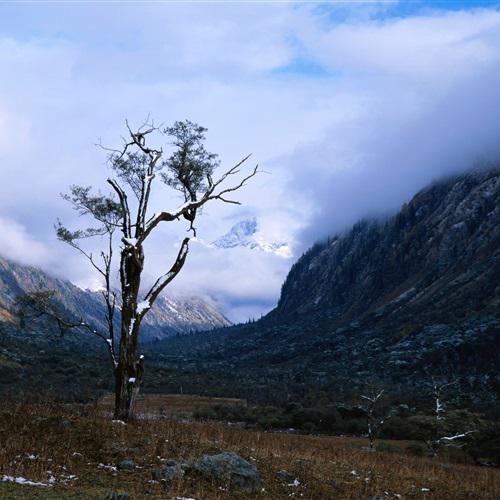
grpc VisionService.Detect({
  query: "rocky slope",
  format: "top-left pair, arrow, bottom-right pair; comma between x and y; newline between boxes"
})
0,255 -> 230,341
153,167 -> 500,401
278,167 -> 500,323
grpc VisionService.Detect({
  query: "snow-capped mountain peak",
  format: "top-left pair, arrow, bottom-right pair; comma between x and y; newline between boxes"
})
211,218 -> 291,257
212,218 -> 258,249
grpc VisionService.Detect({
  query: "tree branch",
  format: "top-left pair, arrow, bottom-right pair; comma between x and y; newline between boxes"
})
140,155 -> 257,243
142,238 -> 190,312
107,178 -> 131,238
16,292 -> 117,368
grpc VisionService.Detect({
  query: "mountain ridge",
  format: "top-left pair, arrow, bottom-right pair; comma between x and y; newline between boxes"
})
0,254 -> 231,340
277,166 -> 500,323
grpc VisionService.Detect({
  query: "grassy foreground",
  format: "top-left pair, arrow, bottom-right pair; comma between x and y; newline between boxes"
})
0,397 -> 498,499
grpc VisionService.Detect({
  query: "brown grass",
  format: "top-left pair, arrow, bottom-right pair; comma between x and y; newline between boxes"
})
97,392 -> 246,418
0,398 -> 498,499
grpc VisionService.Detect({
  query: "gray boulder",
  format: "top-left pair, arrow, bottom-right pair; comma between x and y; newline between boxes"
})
110,445 -> 140,456
104,493 -> 130,500
275,470 -> 295,482
117,460 -> 136,471
190,452 -> 260,493
158,458 -> 178,467
153,465 -> 183,483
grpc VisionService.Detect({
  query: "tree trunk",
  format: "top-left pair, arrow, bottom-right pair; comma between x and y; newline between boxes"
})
368,422 -> 374,449
114,324 -> 144,422
113,339 -> 144,421
113,247 -> 144,421
114,362 -> 131,421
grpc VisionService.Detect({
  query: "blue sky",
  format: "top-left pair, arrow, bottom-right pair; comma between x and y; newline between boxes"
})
1,1 -> 500,320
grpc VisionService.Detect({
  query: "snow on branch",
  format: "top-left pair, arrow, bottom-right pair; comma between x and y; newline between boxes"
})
439,431 -> 475,443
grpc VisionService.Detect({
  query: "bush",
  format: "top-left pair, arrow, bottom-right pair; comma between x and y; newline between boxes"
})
376,441 -> 400,453
381,416 -> 423,440
405,443 -> 426,456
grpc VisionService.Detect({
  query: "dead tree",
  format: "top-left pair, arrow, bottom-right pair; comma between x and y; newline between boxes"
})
425,379 -> 475,456
18,119 -> 258,421
358,389 -> 389,449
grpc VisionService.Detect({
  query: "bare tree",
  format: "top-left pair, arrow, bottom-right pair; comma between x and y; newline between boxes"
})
424,379 -> 475,456
18,119 -> 258,421
357,389 -> 390,449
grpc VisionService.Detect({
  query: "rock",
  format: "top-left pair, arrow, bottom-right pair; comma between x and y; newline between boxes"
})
152,465 -> 183,483
31,416 -> 71,429
104,493 -> 130,500
31,416 -> 48,425
117,460 -> 136,471
111,445 -> 140,455
190,452 -> 260,493
275,470 -> 295,482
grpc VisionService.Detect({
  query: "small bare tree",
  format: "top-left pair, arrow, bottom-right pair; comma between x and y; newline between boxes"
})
18,119 -> 258,421
424,379 -> 475,456
357,389 -> 389,449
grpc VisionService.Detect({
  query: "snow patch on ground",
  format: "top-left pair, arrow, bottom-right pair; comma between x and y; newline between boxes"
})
2,475 -> 51,487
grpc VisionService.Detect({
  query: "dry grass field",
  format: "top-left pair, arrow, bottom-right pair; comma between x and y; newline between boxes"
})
97,393 -> 246,419
0,396 -> 498,499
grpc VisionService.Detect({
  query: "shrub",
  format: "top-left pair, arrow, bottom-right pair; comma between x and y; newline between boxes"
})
376,441 -> 400,453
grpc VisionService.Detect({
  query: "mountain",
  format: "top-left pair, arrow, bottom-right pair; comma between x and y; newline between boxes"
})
278,168 -> 500,323
211,217 -> 291,257
152,167 -> 500,402
0,255 -> 231,341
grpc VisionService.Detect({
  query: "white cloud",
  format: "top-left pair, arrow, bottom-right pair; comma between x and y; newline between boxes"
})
0,216 -> 50,267
285,7 -> 500,246
305,9 -> 500,82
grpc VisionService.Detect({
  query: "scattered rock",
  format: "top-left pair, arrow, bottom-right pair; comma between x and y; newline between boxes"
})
117,460 -> 136,471
164,459 -> 178,467
31,416 -> 46,425
111,445 -> 140,456
153,465 -> 183,483
104,493 -> 130,500
276,470 -> 295,482
31,416 -> 71,430
190,452 -> 260,493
